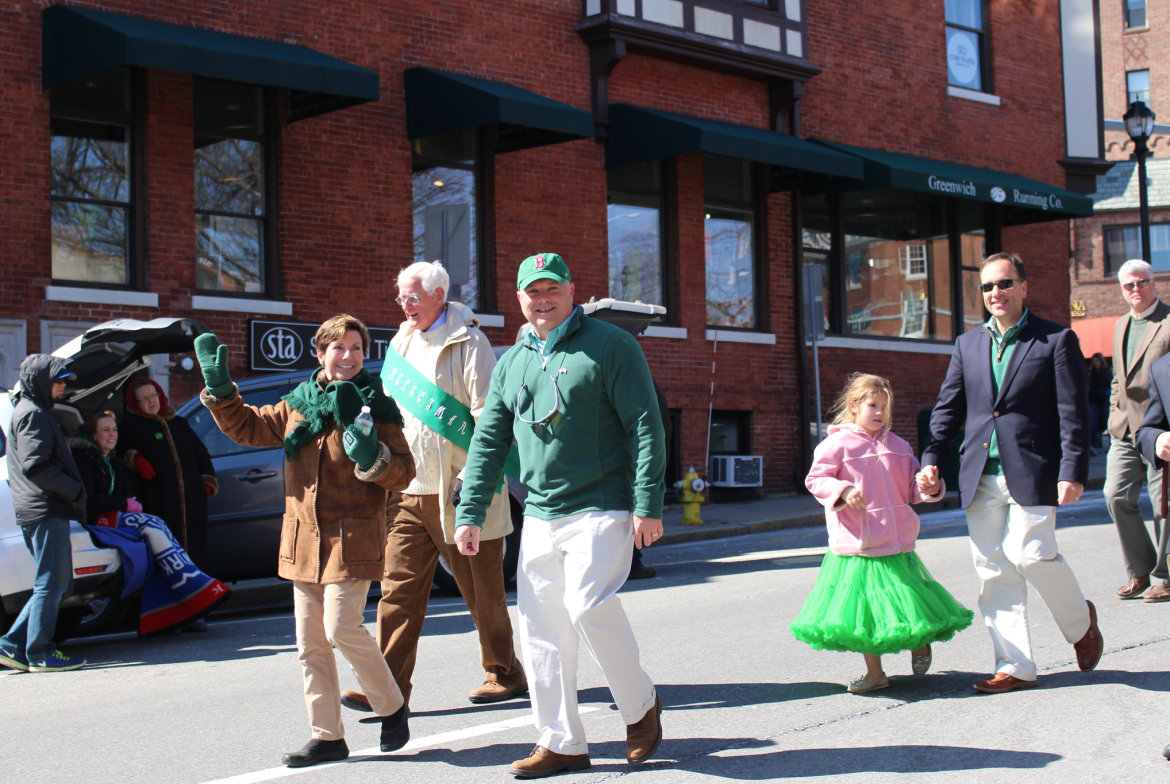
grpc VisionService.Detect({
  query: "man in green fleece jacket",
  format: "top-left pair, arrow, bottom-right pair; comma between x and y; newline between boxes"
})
455,252 -> 666,778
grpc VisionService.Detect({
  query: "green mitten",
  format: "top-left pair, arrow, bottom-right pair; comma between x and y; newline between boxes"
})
193,333 -> 234,398
331,381 -> 365,425
343,425 -> 379,472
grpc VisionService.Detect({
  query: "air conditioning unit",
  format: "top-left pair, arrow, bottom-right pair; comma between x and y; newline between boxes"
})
709,455 -> 763,488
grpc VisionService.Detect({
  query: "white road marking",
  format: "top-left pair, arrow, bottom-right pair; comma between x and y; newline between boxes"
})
199,707 -> 600,784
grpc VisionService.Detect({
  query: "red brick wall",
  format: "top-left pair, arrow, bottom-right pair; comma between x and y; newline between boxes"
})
0,0 -> 1077,494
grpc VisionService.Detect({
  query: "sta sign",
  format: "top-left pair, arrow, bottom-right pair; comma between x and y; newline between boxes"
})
249,320 -> 397,372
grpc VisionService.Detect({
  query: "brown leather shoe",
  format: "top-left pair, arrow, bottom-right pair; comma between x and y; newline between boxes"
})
626,694 -> 663,764
1144,585 -> 1170,603
508,746 -> 590,778
340,690 -> 372,712
973,673 -> 1039,693
468,676 -> 529,704
1073,600 -> 1104,671
1118,575 -> 1151,599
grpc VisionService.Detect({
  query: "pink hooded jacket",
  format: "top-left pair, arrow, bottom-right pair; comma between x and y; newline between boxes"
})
805,424 -> 944,557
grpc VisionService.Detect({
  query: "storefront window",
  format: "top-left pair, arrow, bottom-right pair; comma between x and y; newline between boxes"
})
803,194 -> 833,335
195,78 -> 268,293
50,68 -> 133,285
956,200 -> 987,333
1105,223 -> 1170,273
608,161 -> 664,305
841,190 -> 952,340
413,130 -> 478,309
705,155 -> 757,329
946,0 -> 987,92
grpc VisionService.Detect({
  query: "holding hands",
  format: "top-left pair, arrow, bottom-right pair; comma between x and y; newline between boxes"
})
916,465 -> 942,497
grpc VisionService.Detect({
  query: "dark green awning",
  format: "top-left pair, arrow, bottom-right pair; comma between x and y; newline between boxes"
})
43,5 -> 379,123
605,104 -> 863,191
810,140 -> 1094,224
404,68 -> 593,154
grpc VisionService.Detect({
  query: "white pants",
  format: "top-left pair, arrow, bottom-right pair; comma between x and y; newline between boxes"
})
517,510 -> 656,755
966,475 -> 1091,681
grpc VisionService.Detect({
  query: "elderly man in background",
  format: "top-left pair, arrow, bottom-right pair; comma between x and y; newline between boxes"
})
342,261 -> 526,714
1105,259 -> 1170,603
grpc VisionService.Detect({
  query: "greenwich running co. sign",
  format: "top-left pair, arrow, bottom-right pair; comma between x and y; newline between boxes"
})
926,175 -> 1075,213
249,319 -> 398,372
808,139 -> 1094,219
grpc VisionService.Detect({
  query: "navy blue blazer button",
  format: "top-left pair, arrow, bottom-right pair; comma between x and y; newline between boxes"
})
983,442 -> 990,448
993,411 -> 1000,417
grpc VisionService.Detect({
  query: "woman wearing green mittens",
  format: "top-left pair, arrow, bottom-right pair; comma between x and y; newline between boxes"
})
195,314 -> 416,768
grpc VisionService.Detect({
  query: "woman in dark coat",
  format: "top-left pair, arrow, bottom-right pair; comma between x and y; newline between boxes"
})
1088,352 -> 1113,455
118,378 -> 218,568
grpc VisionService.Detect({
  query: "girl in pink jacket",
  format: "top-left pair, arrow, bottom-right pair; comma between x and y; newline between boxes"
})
790,374 -> 973,694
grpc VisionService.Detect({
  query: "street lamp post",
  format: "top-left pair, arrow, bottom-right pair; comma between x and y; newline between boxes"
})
1125,100 -> 1157,262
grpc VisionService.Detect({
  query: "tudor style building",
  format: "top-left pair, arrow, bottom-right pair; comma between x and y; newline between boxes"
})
0,0 -> 1103,494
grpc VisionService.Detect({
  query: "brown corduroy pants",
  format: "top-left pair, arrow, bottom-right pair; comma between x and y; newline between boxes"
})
377,493 -> 524,705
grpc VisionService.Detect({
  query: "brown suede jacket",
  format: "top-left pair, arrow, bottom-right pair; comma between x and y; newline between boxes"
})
201,385 -> 415,583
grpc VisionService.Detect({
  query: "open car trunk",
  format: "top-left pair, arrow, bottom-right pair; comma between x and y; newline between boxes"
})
48,318 -> 210,430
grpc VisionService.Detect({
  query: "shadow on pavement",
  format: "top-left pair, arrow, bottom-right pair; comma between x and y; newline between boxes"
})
665,744 -> 1061,779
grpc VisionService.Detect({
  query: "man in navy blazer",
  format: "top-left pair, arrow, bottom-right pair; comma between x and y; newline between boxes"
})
919,252 -> 1103,694
1135,351 -> 1170,501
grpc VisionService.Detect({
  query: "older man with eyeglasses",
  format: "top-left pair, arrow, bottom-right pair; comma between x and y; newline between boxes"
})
1105,259 -> 1170,603
454,253 -> 666,778
918,252 -> 1102,694
340,260 -> 527,716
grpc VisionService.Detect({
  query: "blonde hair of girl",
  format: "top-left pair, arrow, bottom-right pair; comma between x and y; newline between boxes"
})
829,373 -> 895,432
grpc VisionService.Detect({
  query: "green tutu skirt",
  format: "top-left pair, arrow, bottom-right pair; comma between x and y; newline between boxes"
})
789,551 -> 974,656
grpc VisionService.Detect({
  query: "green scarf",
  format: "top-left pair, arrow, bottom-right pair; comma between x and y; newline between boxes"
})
281,367 -> 403,460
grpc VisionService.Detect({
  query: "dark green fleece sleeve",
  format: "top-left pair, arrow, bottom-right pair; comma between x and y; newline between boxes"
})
456,357 -> 515,530
605,330 -> 666,518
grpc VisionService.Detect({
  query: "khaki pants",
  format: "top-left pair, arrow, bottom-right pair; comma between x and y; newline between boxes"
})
294,580 -> 404,740
378,493 -> 524,705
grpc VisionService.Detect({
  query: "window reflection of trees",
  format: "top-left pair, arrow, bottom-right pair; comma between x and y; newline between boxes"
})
705,216 -> 754,328
51,137 -> 129,202
50,134 -> 130,283
608,205 -> 662,304
195,140 -> 263,292
412,166 -> 477,309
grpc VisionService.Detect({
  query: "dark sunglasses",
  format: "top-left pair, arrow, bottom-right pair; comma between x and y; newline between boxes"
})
1122,279 -> 1153,291
980,279 -> 1018,293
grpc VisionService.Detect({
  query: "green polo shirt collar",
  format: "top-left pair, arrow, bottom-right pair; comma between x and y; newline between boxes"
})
983,308 -> 1029,475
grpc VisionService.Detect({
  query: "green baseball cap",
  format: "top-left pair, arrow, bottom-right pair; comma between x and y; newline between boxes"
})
517,253 -> 571,290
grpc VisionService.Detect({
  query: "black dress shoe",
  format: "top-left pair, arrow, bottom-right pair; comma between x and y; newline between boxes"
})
281,738 -> 349,768
380,705 -> 410,752
1163,743 -> 1170,760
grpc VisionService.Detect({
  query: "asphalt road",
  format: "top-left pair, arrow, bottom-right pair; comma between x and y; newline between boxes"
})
2,491 -> 1168,783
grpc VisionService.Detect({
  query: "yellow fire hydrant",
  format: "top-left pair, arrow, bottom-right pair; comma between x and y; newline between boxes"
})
674,467 -> 707,526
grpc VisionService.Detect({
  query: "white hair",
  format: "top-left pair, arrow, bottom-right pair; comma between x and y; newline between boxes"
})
397,261 -> 449,294
1118,258 -> 1154,282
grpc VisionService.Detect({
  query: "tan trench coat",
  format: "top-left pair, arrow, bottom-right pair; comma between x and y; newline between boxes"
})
201,385 -> 415,583
392,301 -> 512,543
1109,299 -> 1170,440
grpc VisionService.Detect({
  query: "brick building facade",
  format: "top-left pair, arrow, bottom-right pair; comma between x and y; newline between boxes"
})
1,0 -> 1098,495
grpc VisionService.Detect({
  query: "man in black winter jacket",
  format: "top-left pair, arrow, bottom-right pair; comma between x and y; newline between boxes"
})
0,355 -> 87,672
